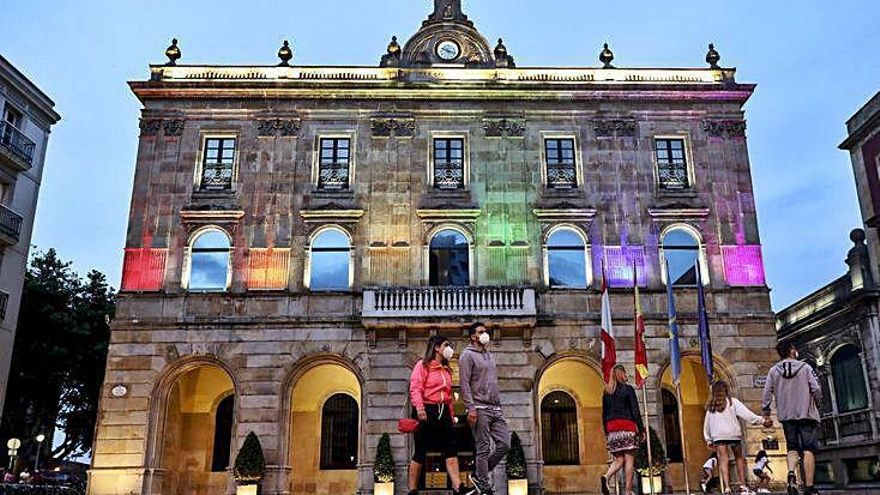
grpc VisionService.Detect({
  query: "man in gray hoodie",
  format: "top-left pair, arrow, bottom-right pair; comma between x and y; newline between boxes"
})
459,322 -> 509,495
762,341 -> 822,495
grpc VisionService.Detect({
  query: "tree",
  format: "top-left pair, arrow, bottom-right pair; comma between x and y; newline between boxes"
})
0,249 -> 114,467
234,432 -> 266,484
374,433 -> 394,483
506,431 -> 527,480
636,426 -> 667,476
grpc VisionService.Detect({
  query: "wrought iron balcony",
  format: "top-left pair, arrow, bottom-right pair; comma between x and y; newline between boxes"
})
0,121 -> 36,171
0,204 -> 23,246
0,290 -> 8,320
363,286 -> 536,318
820,409 -> 876,446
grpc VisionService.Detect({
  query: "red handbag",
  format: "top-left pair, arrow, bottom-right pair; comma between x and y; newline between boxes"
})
397,418 -> 420,434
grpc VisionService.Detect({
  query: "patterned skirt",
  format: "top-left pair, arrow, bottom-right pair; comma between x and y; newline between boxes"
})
606,430 -> 639,454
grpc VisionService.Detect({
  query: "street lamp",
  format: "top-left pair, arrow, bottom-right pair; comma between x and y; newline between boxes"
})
34,434 -> 45,472
6,438 -> 20,470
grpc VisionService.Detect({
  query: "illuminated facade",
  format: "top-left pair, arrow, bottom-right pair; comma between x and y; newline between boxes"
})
0,55 -> 60,426
90,1 -> 778,494
776,92 -> 880,489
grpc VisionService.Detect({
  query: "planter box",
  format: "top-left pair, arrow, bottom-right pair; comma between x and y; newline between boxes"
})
640,475 -> 663,494
374,482 -> 394,495
508,478 -> 528,495
236,485 -> 259,495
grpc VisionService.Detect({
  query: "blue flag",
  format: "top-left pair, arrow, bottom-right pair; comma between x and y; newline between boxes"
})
666,261 -> 682,385
696,261 -> 714,384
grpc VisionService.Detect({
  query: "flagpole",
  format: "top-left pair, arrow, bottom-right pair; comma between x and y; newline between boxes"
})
634,260 -> 655,495
675,383 -> 693,495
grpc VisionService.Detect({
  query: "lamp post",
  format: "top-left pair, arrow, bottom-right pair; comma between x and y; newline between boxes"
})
34,434 -> 45,472
6,438 -> 20,470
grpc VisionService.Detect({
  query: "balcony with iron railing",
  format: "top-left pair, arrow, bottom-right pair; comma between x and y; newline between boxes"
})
0,121 -> 36,171
820,409 -> 877,446
362,286 -> 536,328
0,204 -> 23,246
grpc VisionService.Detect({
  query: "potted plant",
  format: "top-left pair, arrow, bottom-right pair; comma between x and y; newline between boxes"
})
374,433 -> 395,495
506,432 -> 528,495
636,427 -> 667,494
234,432 -> 266,495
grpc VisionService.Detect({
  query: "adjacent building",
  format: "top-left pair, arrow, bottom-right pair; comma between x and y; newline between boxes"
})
90,2 -> 779,494
0,55 -> 60,426
776,91 -> 880,490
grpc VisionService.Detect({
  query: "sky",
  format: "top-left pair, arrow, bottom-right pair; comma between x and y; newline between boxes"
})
1,0 -> 878,310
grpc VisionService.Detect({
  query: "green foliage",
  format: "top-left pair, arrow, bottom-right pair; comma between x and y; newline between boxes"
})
636,427 -> 667,476
506,431 -> 527,480
374,433 -> 394,483
234,432 -> 266,484
0,249 -> 114,465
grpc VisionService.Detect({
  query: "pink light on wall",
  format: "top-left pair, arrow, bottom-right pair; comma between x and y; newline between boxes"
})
603,246 -> 647,287
247,248 -> 290,290
722,245 -> 766,287
121,248 -> 167,291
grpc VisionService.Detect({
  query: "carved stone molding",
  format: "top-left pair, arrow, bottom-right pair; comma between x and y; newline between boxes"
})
370,117 -> 416,138
139,119 -> 162,137
701,119 -> 746,139
162,119 -> 185,137
593,119 -> 637,138
257,118 -> 302,137
483,118 -> 526,138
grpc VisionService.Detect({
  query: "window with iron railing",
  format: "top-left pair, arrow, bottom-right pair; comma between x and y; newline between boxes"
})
655,138 -> 690,190
317,138 -> 351,191
433,138 -> 465,190
544,138 -> 577,189
199,138 -> 235,191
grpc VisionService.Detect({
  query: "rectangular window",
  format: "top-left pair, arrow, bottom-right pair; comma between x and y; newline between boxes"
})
318,138 -> 351,191
200,137 -> 236,191
3,105 -> 22,128
433,138 -> 465,190
544,138 -> 577,189
655,138 -> 690,190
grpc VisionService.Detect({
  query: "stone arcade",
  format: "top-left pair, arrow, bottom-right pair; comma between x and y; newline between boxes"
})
89,1 -> 779,494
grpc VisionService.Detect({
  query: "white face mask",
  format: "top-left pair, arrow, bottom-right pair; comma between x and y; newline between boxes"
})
478,332 -> 491,346
442,346 -> 455,360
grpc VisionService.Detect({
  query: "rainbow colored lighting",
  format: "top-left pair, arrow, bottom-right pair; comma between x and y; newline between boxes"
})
602,246 -> 647,287
246,248 -> 290,290
121,248 -> 167,291
721,245 -> 766,287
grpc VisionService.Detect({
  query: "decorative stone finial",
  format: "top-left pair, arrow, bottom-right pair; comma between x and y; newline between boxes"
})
706,43 -> 721,69
277,40 -> 293,66
599,42 -> 614,69
165,38 -> 181,66
380,36 -> 402,68
851,228 -> 867,245
494,38 -> 515,68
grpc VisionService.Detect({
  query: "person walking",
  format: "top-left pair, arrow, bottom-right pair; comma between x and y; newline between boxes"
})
408,335 -> 465,495
600,364 -> 644,495
459,322 -> 509,495
703,380 -> 764,494
762,342 -> 823,495
751,450 -> 773,494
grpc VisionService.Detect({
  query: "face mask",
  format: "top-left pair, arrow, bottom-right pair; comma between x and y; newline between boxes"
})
442,346 -> 455,360
478,333 -> 491,346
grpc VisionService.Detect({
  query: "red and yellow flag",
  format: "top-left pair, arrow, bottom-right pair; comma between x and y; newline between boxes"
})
634,261 -> 649,388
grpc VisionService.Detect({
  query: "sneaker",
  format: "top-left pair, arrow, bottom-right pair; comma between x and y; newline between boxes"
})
804,487 -> 819,495
787,471 -> 798,495
601,475 -> 611,495
757,489 -> 771,494
701,480 -> 708,494
739,487 -> 755,495
456,485 -> 477,495
470,474 -> 489,495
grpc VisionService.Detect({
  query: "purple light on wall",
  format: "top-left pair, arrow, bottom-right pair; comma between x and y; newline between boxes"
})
603,246 -> 647,287
722,245 -> 766,286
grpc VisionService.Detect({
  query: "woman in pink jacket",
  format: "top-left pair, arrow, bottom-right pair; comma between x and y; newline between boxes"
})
408,335 -> 464,495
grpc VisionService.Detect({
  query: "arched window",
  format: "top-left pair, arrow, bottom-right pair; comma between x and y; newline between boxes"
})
187,228 -> 231,291
662,228 -> 701,287
429,229 -> 470,286
831,346 -> 869,413
320,393 -> 359,470
661,389 -> 683,462
211,395 -> 234,472
309,228 -> 351,290
541,391 -> 579,465
546,228 -> 588,288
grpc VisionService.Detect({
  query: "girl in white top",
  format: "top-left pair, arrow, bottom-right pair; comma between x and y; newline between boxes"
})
703,380 -> 764,494
751,450 -> 772,494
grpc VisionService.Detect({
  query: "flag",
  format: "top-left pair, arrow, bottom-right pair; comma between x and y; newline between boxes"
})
600,261 -> 617,382
696,260 -> 714,384
633,261 -> 649,388
666,260 -> 682,385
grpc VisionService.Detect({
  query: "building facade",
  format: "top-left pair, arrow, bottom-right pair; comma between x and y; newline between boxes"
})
0,55 -> 60,426
90,2 -> 780,494
776,91 -> 880,491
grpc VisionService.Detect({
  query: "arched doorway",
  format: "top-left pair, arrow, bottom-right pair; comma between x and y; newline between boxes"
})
660,356 -> 713,491
159,364 -> 235,494
536,358 -> 606,493
289,362 -> 362,495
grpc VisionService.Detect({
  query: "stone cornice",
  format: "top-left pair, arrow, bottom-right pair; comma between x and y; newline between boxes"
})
416,209 -> 481,221
300,209 -> 365,223
532,208 -> 597,222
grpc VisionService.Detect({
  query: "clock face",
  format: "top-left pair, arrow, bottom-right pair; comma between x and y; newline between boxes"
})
436,40 -> 461,61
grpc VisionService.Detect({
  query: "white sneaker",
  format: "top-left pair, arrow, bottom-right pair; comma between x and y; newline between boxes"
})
739,487 -> 755,495
757,489 -> 771,494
